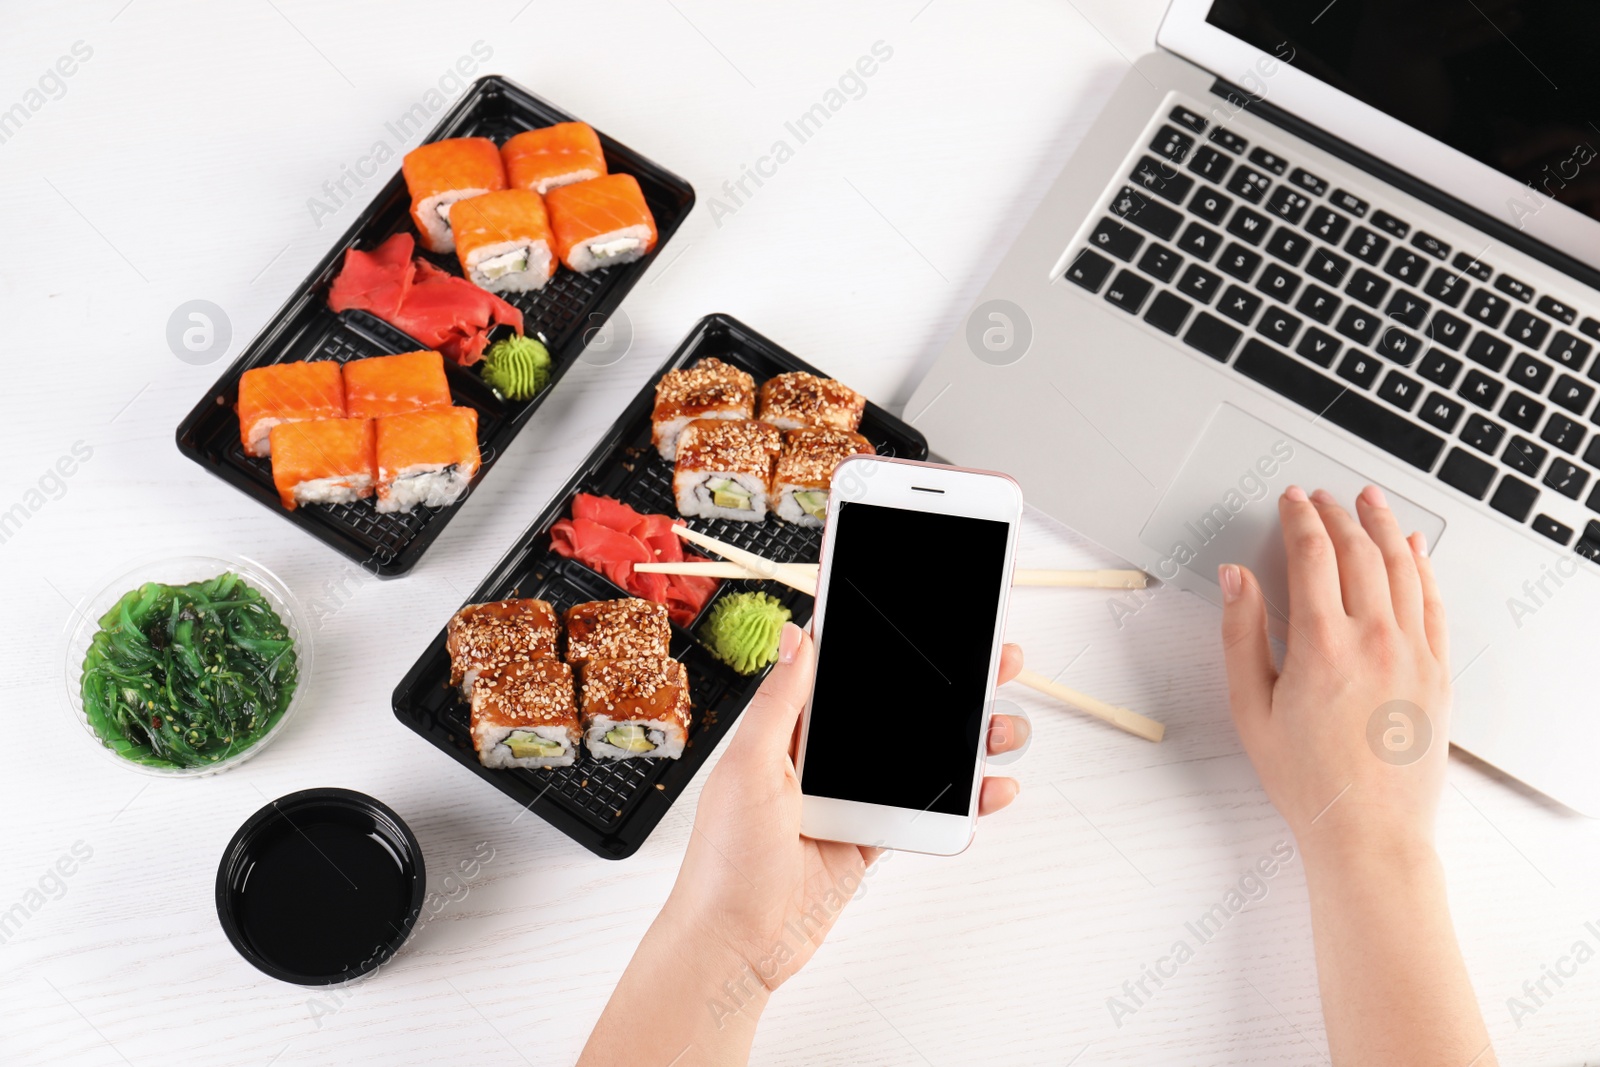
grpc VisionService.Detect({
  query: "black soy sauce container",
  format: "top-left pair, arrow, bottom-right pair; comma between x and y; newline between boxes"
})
216,788 -> 426,985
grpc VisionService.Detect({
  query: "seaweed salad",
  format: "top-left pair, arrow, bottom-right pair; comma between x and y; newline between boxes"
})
80,572 -> 298,768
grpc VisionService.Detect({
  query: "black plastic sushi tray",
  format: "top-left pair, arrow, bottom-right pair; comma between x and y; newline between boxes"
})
176,74 -> 695,577
391,314 -> 929,859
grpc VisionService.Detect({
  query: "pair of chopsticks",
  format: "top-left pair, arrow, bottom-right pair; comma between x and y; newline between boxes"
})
650,524 -> 1165,743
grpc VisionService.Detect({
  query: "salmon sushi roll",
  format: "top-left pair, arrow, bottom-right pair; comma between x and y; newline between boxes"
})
401,137 -> 507,254
373,407 -> 481,514
237,360 -> 346,457
545,174 -> 658,273
268,417 -> 375,510
502,122 -> 607,195
343,350 -> 452,420
451,190 -> 557,294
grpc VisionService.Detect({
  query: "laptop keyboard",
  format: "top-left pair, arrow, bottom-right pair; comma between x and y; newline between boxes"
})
1062,102 -> 1600,562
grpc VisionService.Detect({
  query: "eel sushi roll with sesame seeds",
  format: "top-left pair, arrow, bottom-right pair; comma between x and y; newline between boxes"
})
580,657 -> 692,760
757,371 -> 866,433
446,598 -> 560,694
470,658 -> 581,769
774,427 -> 876,527
650,358 -> 757,462
672,418 -> 782,523
564,598 -> 672,667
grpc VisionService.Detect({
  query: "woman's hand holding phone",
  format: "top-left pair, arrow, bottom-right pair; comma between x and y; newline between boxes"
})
578,623 -> 1027,1066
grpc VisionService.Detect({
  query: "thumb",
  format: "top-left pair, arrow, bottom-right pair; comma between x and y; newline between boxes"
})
1218,564 -> 1275,732
726,623 -> 814,764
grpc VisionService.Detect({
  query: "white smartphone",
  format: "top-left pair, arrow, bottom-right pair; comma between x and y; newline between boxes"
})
795,456 -> 1022,856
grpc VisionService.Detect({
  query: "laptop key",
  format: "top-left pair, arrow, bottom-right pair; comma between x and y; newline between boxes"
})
1508,352 -> 1554,394
1330,189 -> 1369,216
1209,127 -> 1248,154
1232,340 -> 1445,470
1295,285 -> 1341,325
1503,435 -> 1547,476
1296,327 -> 1342,367
1144,290 -> 1194,336
1131,156 -> 1196,205
1177,221 -> 1224,262
1289,167 -> 1328,196
1411,232 -> 1450,259
1428,309 -> 1469,350
1226,207 -> 1271,245
1423,267 -> 1469,308
1579,316 -> 1600,342
1177,264 -> 1224,304
1537,296 -> 1577,325
1065,248 -> 1115,292
1418,350 -> 1463,388
1104,270 -> 1153,314
1459,369 -> 1504,409
1489,475 -> 1539,521
1505,309 -> 1551,350
1377,370 -> 1423,411
1150,125 -> 1195,163
1226,167 -> 1272,204
1248,147 -> 1289,175
1255,263 -> 1301,302
1264,228 -> 1311,266
1550,373 -> 1596,414
1265,186 -> 1310,224
1460,413 -> 1507,455
1256,306 -> 1301,346
1547,331 -> 1593,371
1419,392 -> 1465,432
1189,185 -> 1233,223
1217,243 -> 1263,282
1136,243 -> 1184,283
1307,248 -> 1351,286
1337,350 -> 1381,389
1376,326 -> 1423,366
1169,106 -> 1208,133
1465,288 -> 1510,328
1188,145 -> 1233,183
1544,460 -> 1589,500
1466,332 -> 1513,372
1371,210 -> 1409,239
1541,413 -> 1585,454
1532,514 -> 1575,545
1335,306 -> 1381,346
1111,187 -> 1183,240
1088,218 -> 1143,261
1494,274 -> 1535,303
1586,437 -> 1600,470
1346,227 -> 1389,265
1437,447 -> 1495,499
1345,268 -> 1391,308
1304,206 -> 1350,245
1385,291 -> 1431,330
1452,252 -> 1494,283
1500,391 -> 1545,431
1384,248 -> 1427,286
1218,284 -> 1264,326
1184,312 -> 1243,361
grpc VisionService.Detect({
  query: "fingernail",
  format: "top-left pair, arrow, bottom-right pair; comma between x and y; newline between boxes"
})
777,622 -> 802,664
1218,563 -> 1242,602
1284,484 -> 1307,502
1310,487 -> 1336,506
1361,484 -> 1388,508
1010,715 -> 1032,749
1409,531 -> 1429,557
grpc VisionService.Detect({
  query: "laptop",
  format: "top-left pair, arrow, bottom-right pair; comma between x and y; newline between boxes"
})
906,0 -> 1600,814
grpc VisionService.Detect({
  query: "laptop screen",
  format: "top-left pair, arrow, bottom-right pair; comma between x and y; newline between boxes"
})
1205,1 -> 1600,225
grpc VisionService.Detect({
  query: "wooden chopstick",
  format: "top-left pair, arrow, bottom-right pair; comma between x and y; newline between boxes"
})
1011,669 -> 1164,742
669,525 -> 818,595
641,556 -> 1146,591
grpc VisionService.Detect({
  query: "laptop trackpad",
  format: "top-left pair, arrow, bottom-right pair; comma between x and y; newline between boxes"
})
1138,404 -> 1446,619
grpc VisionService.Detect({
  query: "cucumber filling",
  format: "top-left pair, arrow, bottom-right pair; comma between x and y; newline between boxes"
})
604,724 -> 659,753
503,729 -> 564,759
478,247 -> 530,280
793,490 -> 828,522
704,478 -> 753,511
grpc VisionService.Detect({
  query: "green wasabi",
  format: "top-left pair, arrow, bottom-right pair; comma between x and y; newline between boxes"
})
480,334 -> 552,400
699,592 -> 791,676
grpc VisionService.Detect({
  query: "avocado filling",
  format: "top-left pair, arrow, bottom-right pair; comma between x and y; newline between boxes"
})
793,490 -> 828,522
503,729 -> 565,760
705,478 -> 753,511
478,247 -> 530,281
604,724 -> 658,753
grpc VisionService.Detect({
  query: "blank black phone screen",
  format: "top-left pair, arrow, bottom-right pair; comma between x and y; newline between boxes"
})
800,501 -> 1011,817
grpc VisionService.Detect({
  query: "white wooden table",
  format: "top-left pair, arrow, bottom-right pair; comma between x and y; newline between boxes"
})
4,3 -> 1598,1064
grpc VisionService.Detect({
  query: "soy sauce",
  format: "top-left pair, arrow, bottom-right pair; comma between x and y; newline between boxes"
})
233,811 -> 413,979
